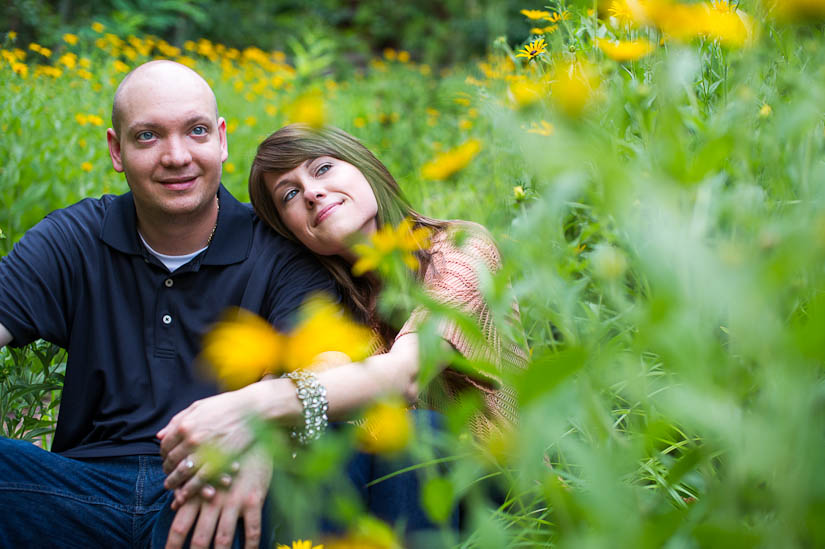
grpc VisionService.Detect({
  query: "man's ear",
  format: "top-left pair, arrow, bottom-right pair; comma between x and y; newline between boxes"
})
218,117 -> 228,163
107,128 -> 124,173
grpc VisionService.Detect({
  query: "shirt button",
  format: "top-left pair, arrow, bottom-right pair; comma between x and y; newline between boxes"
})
162,314 -> 172,325
164,278 -> 174,288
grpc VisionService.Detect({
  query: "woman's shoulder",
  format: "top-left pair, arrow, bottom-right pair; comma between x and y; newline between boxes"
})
431,220 -> 501,271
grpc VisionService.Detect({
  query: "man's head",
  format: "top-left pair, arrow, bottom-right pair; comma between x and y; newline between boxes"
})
107,60 -> 228,223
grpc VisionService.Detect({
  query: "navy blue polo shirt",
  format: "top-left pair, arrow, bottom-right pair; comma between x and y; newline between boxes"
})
0,185 -> 336,458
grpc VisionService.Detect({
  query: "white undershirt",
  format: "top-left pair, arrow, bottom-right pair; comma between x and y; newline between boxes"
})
138,232 -> 206,272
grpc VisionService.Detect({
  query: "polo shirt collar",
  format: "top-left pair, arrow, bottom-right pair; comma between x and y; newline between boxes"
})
100,184 -> 253,266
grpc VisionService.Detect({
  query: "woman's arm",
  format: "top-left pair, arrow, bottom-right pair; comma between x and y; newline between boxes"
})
158,333 -> 425,502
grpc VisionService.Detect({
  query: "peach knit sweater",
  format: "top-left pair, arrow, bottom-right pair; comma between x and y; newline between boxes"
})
394,222 -> 528,438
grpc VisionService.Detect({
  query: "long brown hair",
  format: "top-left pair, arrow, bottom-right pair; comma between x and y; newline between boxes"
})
249,124 -> 446,339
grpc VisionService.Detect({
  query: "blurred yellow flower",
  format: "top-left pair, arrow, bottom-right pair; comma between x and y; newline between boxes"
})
383,47 -> 397,60
397,50 -> 410,63
759,103 -> 773,117
87,114 -> 104,127
353,116 -> 366,128
7,31 -> 17,40
75,113 -> 88,125
227,120 -> 239,134
81,162 -> 93,172
63,33 -> 79,45
591,245 -> 628,280
515,38 -> 547,61
609,0 -> 651,27
113,60 -> 129,73
281,294 -> 374,372
421,139 -> 482,181
224,162 -> 236,174
286,93 -> 326,128
357,399 -> 413,454
277,540 -> 323,549
265,105 -> 278,116
646,1 -> 754,48
245,116 -> 257,127
521,9 -> 552,19
543,10 -> 569,22
766,0 -> 825,20
595,38 -> 655,61
526,120 -> 554,136
459,118 -> 473,130
352,218 -> 433,276
508,77 -> 545,108
77,69 -> 92,80
324,517 -> 400,549
549,60 -> 601,118
91,22 -> 105,33
58,52 -> 77,69
531,25 -> 559,34
11,62 -> 27,78
201,308 -> 284,390
513,186 -> 527,201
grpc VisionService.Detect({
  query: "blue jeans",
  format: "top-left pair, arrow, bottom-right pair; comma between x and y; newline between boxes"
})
0,437 -> 265,548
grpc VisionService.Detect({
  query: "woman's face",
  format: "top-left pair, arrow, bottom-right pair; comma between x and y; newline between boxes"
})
265,156 -> 379,258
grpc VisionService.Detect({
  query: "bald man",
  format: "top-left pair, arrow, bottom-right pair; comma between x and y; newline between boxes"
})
0,61 -> 335,548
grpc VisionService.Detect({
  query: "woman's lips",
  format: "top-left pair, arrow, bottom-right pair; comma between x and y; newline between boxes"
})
314,201 -> 342,226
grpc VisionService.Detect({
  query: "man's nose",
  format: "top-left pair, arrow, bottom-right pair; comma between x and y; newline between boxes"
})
160,136 -> 192,167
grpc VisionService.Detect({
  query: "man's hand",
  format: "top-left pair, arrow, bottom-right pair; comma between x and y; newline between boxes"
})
158,387 -> 257,498
165,448 -> 272,549
0,323 -> 11,348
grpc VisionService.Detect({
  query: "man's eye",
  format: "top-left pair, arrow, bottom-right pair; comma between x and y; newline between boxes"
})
191,126 -> 207,136
283,189 -> 298,203
137,131 -> 154,141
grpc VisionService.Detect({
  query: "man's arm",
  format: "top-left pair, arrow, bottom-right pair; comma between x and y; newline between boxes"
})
0,322 -> 11,348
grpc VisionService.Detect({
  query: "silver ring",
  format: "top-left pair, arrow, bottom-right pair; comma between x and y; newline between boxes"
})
184,458 -> 195,470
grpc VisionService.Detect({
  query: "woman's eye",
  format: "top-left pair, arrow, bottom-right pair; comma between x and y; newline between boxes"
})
137,131 -> 154,141
283,189 -> 298,203
191,126 -> 207,136
316,163 -> 331,176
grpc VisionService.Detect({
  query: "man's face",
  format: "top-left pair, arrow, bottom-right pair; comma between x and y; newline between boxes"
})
107,67 -> 228,221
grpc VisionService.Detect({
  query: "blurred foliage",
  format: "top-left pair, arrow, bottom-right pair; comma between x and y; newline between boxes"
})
4,0 -> 825,547
0,0 -> 533,67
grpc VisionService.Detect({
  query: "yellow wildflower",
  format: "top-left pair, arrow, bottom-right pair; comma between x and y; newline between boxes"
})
87,114 -> 104,127
759,103 -> 772,117
459,118 -> 473,130
352,218 -> 433,276
766,0 -> 825,20
526,120 -> 554,136
11,62 -> 28,78
383,47 -> 397,60
285,93 -> 326,128
420,139 -> 482,181
281,295 -> 374,372
201,308 -> 284,390
397,50 -> 410,63
81,162 -> 93,172
78,138 -> 87,148
353,116 -> 366,128
58,52 -> 77,69
91,22 -> 105,33
513,186 -> 527,201
521,9 -> 552,19
508,77 -> 545,108
113,60 -> 129,73
29,43 -> 42,53
39,47 -> 52,58
595,38 -> 655,61
277,541 -> 324,549
79,57 -> 91,68
176,56 -> 196,68
224,162 -> 236,174
646,1 -> 754,48
531,25 -> 559,34
515,38 -> 547,61
591,245 -> 628,280
77,69 -> 92,80
244,116 -> 257,127
357,399 -> 413,454
543,10 -> 570,22
7,31 -> 17,40
324,517 -> 400,549
75,113 -> 88,125
549,60 -> 601,117
63,33 -> 79,45
608,0 -> 651,27
227,120 -> 239,134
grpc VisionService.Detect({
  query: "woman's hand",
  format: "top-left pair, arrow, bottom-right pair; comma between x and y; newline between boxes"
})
158,387 -> 259,492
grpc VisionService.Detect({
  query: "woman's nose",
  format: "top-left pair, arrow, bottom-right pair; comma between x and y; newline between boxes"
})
305,188 -> 326,206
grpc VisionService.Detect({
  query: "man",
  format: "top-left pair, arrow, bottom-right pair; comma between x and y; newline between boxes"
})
0,60 -> 334,547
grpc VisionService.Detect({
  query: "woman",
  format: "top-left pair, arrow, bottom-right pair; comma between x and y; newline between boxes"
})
158,124 -> 527,531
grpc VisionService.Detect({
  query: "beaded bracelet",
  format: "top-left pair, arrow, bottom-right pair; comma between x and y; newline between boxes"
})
283,369 -> 329,445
